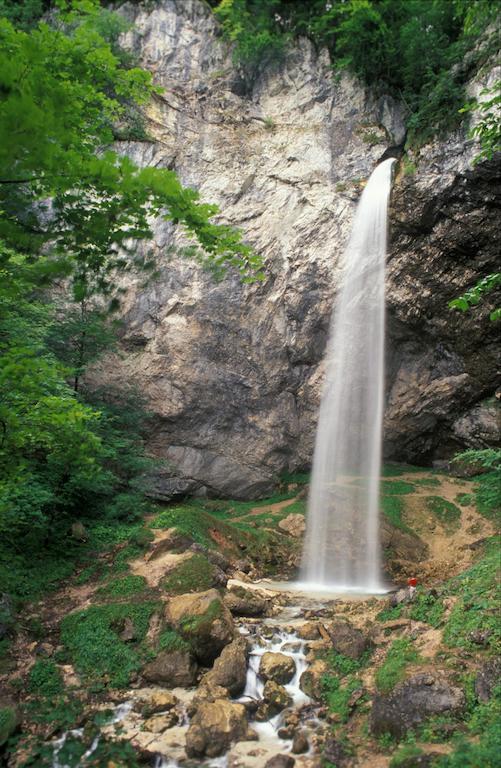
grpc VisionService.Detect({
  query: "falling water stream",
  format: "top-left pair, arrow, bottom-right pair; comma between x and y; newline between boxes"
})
301,158 -> 396,592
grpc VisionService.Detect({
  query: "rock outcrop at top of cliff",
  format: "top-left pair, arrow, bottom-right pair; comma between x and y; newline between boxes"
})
87,0 -> 500,500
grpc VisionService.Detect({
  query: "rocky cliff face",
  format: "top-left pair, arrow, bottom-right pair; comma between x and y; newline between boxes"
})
89,0 -> 500,499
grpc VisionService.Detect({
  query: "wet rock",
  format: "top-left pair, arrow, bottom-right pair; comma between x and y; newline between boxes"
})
204,636 -> 249,696
370,672 -> 465,738
277,513 -> 306,538
144,711 -> 179,732
256,680 -> 292,721
119,617 -> 136,642
299,659 -> 329,699
142,649 -> 197,688
297,622 -> 321,640
326,620 -> 371,659
259,652 -> 296,684
323,735 -> 351,766
137,691 -> 178,717
475,658 -> 501,703
166,589 -> 235,665
292,730 -> 309,754
264,756 -> 295,768
224,586 -> 269,617
185,699 -> 249,758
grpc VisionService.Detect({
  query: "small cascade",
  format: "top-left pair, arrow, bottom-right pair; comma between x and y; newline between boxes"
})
301,158 -> 396,592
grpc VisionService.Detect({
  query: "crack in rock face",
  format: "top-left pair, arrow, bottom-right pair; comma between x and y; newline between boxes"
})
87,0 -> 501,499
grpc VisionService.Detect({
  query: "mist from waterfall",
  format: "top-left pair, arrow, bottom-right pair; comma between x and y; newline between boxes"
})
300,158 -> 395,593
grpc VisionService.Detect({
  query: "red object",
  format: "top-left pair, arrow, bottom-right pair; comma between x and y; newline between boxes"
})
408,577 -> 418,587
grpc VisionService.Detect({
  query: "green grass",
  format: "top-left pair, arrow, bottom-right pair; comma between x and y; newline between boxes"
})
60,601 -> 159,690
476,472 -> 501,523
390,743 -> 425,767
443,538 -> 500,651
325,649 -> 372,678
425,496 -> 462,528
455,492 -> 474,507
381,495 -> 413,535
158,629 -> 190,653
375,638 -> 420,694
27,659 -> 64,696
162,554 -> 216,594
413,476 -> 441,488
0,706 -> 18,747
322,674 -> 363,723
280,470 -> 310,485
382,464 -> 425,477
381,480 -> 415,495
97,575 -> 147,599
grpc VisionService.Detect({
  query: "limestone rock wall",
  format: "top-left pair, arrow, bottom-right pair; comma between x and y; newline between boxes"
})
89,0 -> 500,499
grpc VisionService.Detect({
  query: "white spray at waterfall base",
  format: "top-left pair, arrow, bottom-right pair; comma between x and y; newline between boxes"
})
301,158 -> 396,592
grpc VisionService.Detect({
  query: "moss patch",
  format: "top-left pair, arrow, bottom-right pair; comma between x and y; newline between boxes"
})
425,496 -> 461,529
97,574 -> 148,599
162,554 -> 216,594
375,638 -> 420,693
60,601 -> 159,690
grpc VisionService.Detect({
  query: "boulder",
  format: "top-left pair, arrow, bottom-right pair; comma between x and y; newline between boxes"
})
292,730 -> 309,754
326,620 -> 371,660
144,711 -> 179,732
259,652 -> 296,684
370,672 -> 465,738
256,680 -> 292,721
475,658 -> 501,703
138,691 -> 178,717
277,513 -> 306,538
166,589 -> 235,665
185,699 -> 249,758
297,622 -> 321,640
142,649 -> 197,688
264,756 -> 295,768
224,586 -> 269,617
323,735 -> 351,767
299,659 -> 329,699
204,636 -> 249,696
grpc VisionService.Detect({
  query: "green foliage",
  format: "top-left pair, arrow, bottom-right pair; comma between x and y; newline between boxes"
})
460,81 -> 501,164
326,649 -> 371,678
158,629 -> 190,653
162,554 -> 216,594
381,480 -> 415,495
22,731 -> 141,768
322,674 -> 362,723
455,492 -> 474,506
97,574 -> 147,599
27,659 -> 63,696
455,449 -> 501,522
381,495 -> 412,535
425,496 -> 462,528
60,601 -> 158,689
408,589 -> 445,627
0,705 -> 18,747
375,638 -> 420,693
449,273 -> 501,322
390,743 -> 424,767
211,0 -> 500,145
443,537 -> 500,650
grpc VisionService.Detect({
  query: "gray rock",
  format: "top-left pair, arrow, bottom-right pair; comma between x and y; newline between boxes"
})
475,658 -> 501,703
204,636 -> 248,696
83,1 -> 500,500
264,756 -> 295,768
142,649 -> 197,688
326,620 -> 371,660
370,672 -> 465,738
323,735 -> 351,767
291,730 -> 309,754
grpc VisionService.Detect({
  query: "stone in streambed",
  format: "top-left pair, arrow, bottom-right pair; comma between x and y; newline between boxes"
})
297,621 -> 321,640
144,711 -> 179,732
136,690 -> 178,717
291,730 -> 309,754
185,699 -> 249,758
203,636 -> 249,696
259,652 -> 296,684
166,589 -> 234,665
142,649 -> 197,688
264,756 -> 295,768
256,680 -> 292,721
299,659 -> 329,699
224,585 -> 269,617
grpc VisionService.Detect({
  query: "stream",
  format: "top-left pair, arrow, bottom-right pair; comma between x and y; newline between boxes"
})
51,604 -> 321,768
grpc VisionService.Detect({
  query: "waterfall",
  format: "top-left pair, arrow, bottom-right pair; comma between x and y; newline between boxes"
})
300,158 -> 395,593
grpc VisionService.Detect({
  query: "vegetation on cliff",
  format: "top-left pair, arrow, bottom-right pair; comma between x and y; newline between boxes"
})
210,0 -> 500,145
